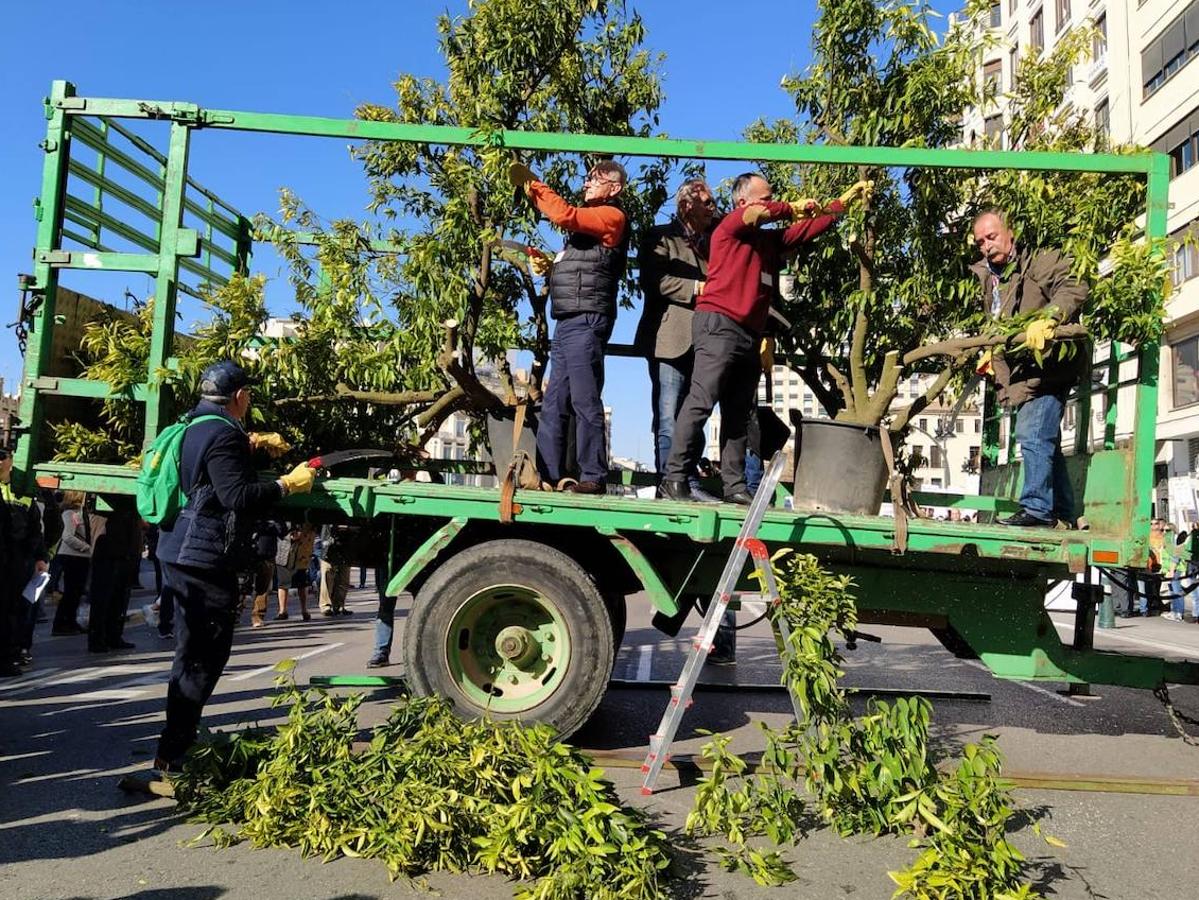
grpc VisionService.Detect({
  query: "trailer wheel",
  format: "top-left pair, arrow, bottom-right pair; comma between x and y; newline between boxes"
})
404,539 -> 614,738
604,592 -> 627,658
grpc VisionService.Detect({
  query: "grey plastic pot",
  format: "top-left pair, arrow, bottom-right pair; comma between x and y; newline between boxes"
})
790,415 -> 890,516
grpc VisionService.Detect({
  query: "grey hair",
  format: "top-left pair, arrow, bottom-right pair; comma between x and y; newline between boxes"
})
675,178 -> 710,214
973,206 -> 1010,228
731,172 -> 766,203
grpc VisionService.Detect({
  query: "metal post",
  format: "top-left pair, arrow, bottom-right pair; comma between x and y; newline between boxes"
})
1069,577 -> 1103,697
1097,564 -> 1116,629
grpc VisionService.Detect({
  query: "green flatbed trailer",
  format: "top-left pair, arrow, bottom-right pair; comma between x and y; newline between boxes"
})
13,81 -> 1198,737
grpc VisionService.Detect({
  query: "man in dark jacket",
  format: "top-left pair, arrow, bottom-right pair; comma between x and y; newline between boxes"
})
636,178 -> 721,502
0,447 -> 49,676
971,208 -> 1088,527
509,159 -> 629,495
154,361 -> 314,770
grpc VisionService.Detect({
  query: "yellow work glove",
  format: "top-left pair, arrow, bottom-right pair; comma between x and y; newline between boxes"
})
508,162 -> 536,191
976,349 -> 994,376
529,253 -> 552,277
760,336 -> 776,374
279,462 -> 315,495
794,198 -> 823,218
248,431 -> 291,459
1022,318 -> 1056,353
838,179 -> 874,207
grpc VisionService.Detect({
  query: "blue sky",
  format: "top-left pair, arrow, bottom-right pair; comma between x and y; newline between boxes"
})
0,0 -> 958,464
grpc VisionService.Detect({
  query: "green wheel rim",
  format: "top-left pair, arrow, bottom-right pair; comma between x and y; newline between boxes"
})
444,583 -> 572,713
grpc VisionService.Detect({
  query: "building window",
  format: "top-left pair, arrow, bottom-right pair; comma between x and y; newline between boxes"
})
931,477 -> 943,488
1010,0 -> 1017,15
929,445 -> 943,469
975,418 -> 982,433
984,114 -> 1004,147
1009,47 -> 1019,89
990,1 -> 1002,28
1152,106 -> 1199,179
1173,335 -> 1199,409
1173,230 -> 1199,287
1095,98 -> 1110,136
1094,12 -> 1107,60
1142,4 -> 1199,99
1055,0 -> 1070,34
983,58 -> 1002,91
1031,8 -> 1045,53
955,419 -> 965,434
919,417 -> 928,433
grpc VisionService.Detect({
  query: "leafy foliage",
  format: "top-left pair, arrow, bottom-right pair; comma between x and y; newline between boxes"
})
751,0 -> 1168,431
687,552 -> 1049,898
175,680 -> 672,899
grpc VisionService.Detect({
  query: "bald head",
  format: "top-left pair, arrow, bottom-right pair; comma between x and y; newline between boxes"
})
972,210 -> 1016,266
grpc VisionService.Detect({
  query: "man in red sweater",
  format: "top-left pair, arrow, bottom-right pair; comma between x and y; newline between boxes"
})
660,172 -> 868,503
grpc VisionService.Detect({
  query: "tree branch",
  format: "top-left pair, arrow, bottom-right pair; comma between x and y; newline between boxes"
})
274,385 -> 440,407
827,362 -> 855,419
902,324 -> 1087,366
438,318 -> 505,411
888,356 -> 967,434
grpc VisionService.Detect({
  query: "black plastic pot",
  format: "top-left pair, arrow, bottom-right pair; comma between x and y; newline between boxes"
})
790,415 -> 889,516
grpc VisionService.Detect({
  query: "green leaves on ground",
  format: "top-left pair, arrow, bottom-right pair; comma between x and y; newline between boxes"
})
687,553 -> 1047,898
173,683 -> 670,900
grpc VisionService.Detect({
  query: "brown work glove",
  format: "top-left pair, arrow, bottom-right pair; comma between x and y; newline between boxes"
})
508,162 -> 537,192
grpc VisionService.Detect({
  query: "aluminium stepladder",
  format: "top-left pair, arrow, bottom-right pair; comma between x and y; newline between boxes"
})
640,452 -> 804,794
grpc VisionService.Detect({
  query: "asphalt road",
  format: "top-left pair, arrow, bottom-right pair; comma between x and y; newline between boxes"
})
3,570 -> 1198,900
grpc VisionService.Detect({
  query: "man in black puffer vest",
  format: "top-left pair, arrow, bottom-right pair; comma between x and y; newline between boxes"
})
509,159 -> 629,495
153,361 -> 314,772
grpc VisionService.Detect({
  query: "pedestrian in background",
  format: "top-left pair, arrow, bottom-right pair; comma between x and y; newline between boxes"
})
248,520 -> 281,628
274,521 -> 315,621
0,447 -> 49,676
50,490 -> 90,636
319,524 -> 354,617
86,497 -> 141,653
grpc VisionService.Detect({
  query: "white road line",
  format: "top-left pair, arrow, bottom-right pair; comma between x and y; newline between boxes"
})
1049,616 -> 1199,659
635,645 -> 653,682
964,660 -> 1086,708
0,667 -> 64,694
229,642 -> 343,682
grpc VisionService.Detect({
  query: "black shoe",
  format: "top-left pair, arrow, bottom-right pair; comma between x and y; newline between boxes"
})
51,624 -> 86,636
339,608 -> 353,616
18,650 -> 32,666
999,510 -> 1056,527
88,643 -> 110,654
0,660 -> 23,678
723,491 -> 754,506
322,609 -> 336,617
366,654 -> 389,669
109,639 -> 135,650
657,480 -> 692,502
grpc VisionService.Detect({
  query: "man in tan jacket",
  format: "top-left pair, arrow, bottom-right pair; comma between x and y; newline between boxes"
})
971,208 -> 1088,528
636,179 -> 721,501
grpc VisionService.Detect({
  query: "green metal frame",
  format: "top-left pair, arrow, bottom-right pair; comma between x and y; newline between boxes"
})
13,81 -> 1190,692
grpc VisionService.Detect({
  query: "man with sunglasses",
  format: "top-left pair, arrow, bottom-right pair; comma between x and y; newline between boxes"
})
510,159 -> 630,494
0,447 -> 49,677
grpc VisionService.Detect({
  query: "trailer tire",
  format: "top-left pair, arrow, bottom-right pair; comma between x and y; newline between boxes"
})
404,539 -> 614,738
604,592 -> 627,658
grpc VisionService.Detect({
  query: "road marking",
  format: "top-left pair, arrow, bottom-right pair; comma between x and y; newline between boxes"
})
964,660 -> 1086,708
229,642 -> 343,682
0,667 -> 64,694
635,645 -> 653,682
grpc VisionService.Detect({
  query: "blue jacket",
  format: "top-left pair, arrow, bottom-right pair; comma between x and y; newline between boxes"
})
157,401 -> 283,569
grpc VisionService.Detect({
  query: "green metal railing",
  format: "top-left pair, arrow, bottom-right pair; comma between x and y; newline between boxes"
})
14,80 -> 1170,571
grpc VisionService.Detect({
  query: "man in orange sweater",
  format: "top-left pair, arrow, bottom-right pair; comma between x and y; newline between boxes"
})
660,172 -> 868,503
510,160 -> 629,494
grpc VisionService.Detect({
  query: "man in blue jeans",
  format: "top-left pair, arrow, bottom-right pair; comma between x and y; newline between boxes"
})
971,209 -> 1088,528
636,179 -> 721,502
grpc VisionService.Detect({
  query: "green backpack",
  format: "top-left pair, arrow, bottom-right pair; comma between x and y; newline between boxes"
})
136,414 -> 232,525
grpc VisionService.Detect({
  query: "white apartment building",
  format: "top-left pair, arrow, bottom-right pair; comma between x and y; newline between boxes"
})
963,0 -> 1199,527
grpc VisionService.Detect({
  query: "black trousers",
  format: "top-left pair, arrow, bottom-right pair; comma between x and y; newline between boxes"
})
88,556 -> 133,650
664,310 -> 760,496
156,561 -> 239,765
0,572 -> 22,666
53,555 -> 89,631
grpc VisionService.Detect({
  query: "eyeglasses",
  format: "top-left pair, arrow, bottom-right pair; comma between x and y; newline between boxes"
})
585,171 -> 622,186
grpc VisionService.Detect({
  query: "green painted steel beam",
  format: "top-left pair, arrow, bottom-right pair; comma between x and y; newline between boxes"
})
385,517 -> 466,597
604,534 -> 681,617
52,94 -> 1160,175
14,81 -> 74,491
37,247 -> 159,273
25,376 -> 149,402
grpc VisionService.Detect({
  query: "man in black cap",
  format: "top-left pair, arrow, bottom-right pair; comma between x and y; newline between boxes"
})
153,360 -> 314,771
